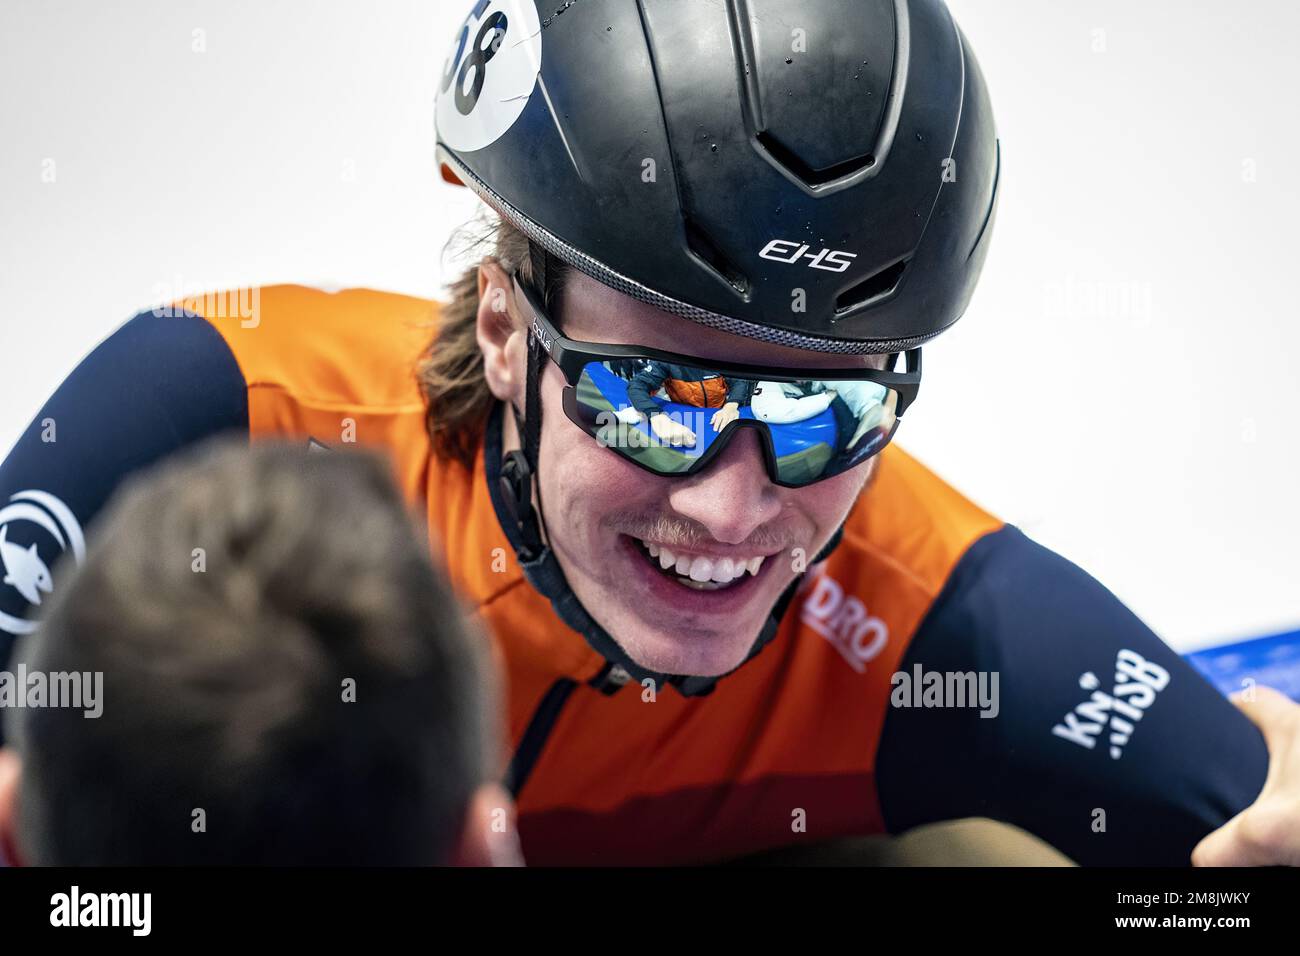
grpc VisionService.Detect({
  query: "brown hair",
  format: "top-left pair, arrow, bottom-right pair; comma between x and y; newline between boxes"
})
419,211 -> 570,468
14,439 -> 496,865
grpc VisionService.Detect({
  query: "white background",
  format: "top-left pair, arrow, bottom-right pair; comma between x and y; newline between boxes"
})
2,0 -> 1297,651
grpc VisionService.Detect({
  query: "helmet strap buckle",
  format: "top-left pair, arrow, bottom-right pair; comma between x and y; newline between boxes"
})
499,449 -> 544,563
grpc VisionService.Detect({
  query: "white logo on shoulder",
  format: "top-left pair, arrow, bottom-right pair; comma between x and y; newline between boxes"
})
800,572 -> 889,672
435,0 -> 543,153
0,490 -> 86,636
1052,649 -> 1170,759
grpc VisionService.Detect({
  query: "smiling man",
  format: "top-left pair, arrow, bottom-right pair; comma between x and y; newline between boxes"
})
0,0 -> 1289,866
482,265 -> 900,679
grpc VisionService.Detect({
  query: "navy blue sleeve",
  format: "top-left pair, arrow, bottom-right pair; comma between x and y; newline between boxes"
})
724,377 -> 753,406
875,525 -> 1270,866
0,312 -> 249,686
627,362 -> 669,418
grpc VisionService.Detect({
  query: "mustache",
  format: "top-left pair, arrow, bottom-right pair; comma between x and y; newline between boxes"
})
608,512 -> 808,554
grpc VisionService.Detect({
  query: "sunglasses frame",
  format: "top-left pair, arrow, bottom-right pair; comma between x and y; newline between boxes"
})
511,273 -> 922,488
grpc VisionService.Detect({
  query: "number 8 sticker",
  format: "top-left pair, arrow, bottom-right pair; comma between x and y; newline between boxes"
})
436,0 -> 543,153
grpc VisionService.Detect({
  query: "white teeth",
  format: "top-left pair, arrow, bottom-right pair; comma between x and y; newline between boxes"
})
636,538 -> 767,586
688,556 -> 714,582
678,577 -> 725,590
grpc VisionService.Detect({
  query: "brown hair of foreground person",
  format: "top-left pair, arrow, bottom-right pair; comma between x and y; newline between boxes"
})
0,440 -> 520,866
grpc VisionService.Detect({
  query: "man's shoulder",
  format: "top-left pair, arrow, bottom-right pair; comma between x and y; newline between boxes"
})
171,285 -> 442,498
814,447 -> 1127,679
786,447 -> 1004,677
175,284 -> 440,416
841,444 -> 1005,598
842,447 -> 1107,625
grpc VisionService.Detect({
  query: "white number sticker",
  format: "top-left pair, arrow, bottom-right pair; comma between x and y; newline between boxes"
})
435,0 -> 543,152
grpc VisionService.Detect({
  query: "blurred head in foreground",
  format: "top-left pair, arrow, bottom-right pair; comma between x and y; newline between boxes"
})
0,440 -> 519,865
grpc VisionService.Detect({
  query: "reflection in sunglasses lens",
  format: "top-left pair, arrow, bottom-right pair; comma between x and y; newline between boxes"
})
573,360 -> 898,486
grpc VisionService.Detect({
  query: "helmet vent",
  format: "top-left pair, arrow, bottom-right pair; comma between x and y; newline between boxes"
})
835,258 -> 907,313
684,218 -> 750,297
756,131 -> 876,188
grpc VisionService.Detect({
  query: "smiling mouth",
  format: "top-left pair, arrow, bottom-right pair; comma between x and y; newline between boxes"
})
627,536 -> 769,591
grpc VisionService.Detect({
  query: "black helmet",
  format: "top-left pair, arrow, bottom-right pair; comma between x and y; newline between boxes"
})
440,0 -> 1001,697
436,0 -> 1000,355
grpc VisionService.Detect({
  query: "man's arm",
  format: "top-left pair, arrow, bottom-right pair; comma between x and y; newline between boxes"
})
625,362 -> 669,419
0,311 -> 249,685
723,377 -> 753,407
1194,686 -> 1300,866
875,525 -> 1269,866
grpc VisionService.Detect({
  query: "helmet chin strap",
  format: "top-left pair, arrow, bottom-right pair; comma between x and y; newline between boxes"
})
489,329 -> 845,698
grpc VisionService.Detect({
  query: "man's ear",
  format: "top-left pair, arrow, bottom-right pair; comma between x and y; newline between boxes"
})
0,748 -> 26,867
476,259 -> 527,406
451,781 -> 524,867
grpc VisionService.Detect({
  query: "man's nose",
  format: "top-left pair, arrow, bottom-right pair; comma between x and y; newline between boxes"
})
666,426 -> 782,545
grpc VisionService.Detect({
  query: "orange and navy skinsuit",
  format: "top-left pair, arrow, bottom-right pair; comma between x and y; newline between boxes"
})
626,361 -> 752,412
0,287 -> 1268,865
